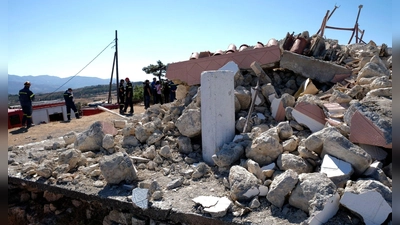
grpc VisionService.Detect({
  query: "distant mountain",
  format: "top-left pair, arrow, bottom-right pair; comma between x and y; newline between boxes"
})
8,75 -> 111,95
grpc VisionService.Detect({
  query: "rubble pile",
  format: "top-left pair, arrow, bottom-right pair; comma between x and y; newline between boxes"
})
8,35 -> 392,225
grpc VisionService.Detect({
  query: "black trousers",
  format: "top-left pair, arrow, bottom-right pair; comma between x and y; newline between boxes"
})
66,103 -> 77,116
21,105 -> 33,127
124,98 -> 134,113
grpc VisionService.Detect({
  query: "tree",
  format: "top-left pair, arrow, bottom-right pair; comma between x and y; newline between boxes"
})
142,60 -> 167,81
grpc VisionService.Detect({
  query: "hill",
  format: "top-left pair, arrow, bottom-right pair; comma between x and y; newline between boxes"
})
8,82 -> 144,107
8,74 -> 112,95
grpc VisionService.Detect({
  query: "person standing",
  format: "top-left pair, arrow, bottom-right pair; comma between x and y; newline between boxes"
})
118,79 -> 125,114
143,79 -> 152,109
155,80 -> 163,104
63,88 -> 80,121
124,77 -> 134,114
19,81 -> 35,129
169,80 -> 177,102
151,77 -> 158,104
163,79 -> 170,103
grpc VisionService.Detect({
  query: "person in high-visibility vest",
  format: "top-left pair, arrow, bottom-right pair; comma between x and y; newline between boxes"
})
18,81 -> 35,129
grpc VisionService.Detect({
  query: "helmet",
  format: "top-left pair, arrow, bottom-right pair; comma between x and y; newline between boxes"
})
125,77 -> 130,81
24,81 -> 31,86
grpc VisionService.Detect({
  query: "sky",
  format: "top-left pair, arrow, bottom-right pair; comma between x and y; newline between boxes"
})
8,0 -> 393,83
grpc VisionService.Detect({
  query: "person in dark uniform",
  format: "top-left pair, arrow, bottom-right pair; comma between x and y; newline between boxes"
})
123,77 -> 134,114
63,88 -> 80,121
169,80 -> 177,102
163,79 -> 170,103
118,79 -> 125,114
18,81 -> 35,129
143,79 -> 152,109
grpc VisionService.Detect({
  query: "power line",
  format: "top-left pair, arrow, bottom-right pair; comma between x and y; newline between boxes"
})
41,39 -> 116,99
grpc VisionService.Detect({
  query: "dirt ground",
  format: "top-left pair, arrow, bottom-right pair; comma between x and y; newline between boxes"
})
8,103 -> 146,147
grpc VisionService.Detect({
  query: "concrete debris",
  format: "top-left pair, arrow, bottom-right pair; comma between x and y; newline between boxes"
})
8,31 -> 392,225
340,190 -> 391,225
192,196 -> 232,218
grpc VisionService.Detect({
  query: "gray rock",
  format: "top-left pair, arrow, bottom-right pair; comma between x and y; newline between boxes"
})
329,90 -> 352,104
277,121 -> 293,140
58,149 -> 81,171
122,135 -> 139,148
166,177 -> 184,190
176,136 -> 193,154
277,153 -> 313,174
234,86 -> 251,110
102,134 -> 114,150
212,142 -> 244,168
74,121 -> 117,152
63,131 -> 77,145
229,165 -> 260,201
175,109 -> 201,137
192,162 -> 210,179
289,173 -> 337,213
267,169 -> 298,208
159,145 -> 172,159
246,131 -> 283,166
99,152 -> 137,184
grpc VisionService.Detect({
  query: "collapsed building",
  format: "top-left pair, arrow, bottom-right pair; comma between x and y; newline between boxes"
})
8,30 -> 392,225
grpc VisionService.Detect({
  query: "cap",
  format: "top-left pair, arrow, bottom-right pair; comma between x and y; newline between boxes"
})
24,81 -> 31,86
125,77 -> 130,81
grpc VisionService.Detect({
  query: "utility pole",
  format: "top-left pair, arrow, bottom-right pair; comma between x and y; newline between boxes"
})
108,30 -> 119,104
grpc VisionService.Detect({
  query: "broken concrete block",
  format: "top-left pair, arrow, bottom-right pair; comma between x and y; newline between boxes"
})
192,196 -> 232,218
307,193 -> 340,225
320,154 -> 353,188
291,102 -> 326,133
280,50 -> 351,83
320,127 -> 372,175
344,98 -> 392,149
131,188 -> 149,209
340,190 -> 391,225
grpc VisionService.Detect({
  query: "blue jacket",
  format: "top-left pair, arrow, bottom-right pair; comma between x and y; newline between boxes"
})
19,86 -> 35,107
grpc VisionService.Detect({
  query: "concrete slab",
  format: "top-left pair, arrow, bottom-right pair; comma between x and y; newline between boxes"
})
201,70 -> 235,165
280,51 -> 351,83
308,193 -> 340,225
320,154 -> 353,178
340,190 -> 391,225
